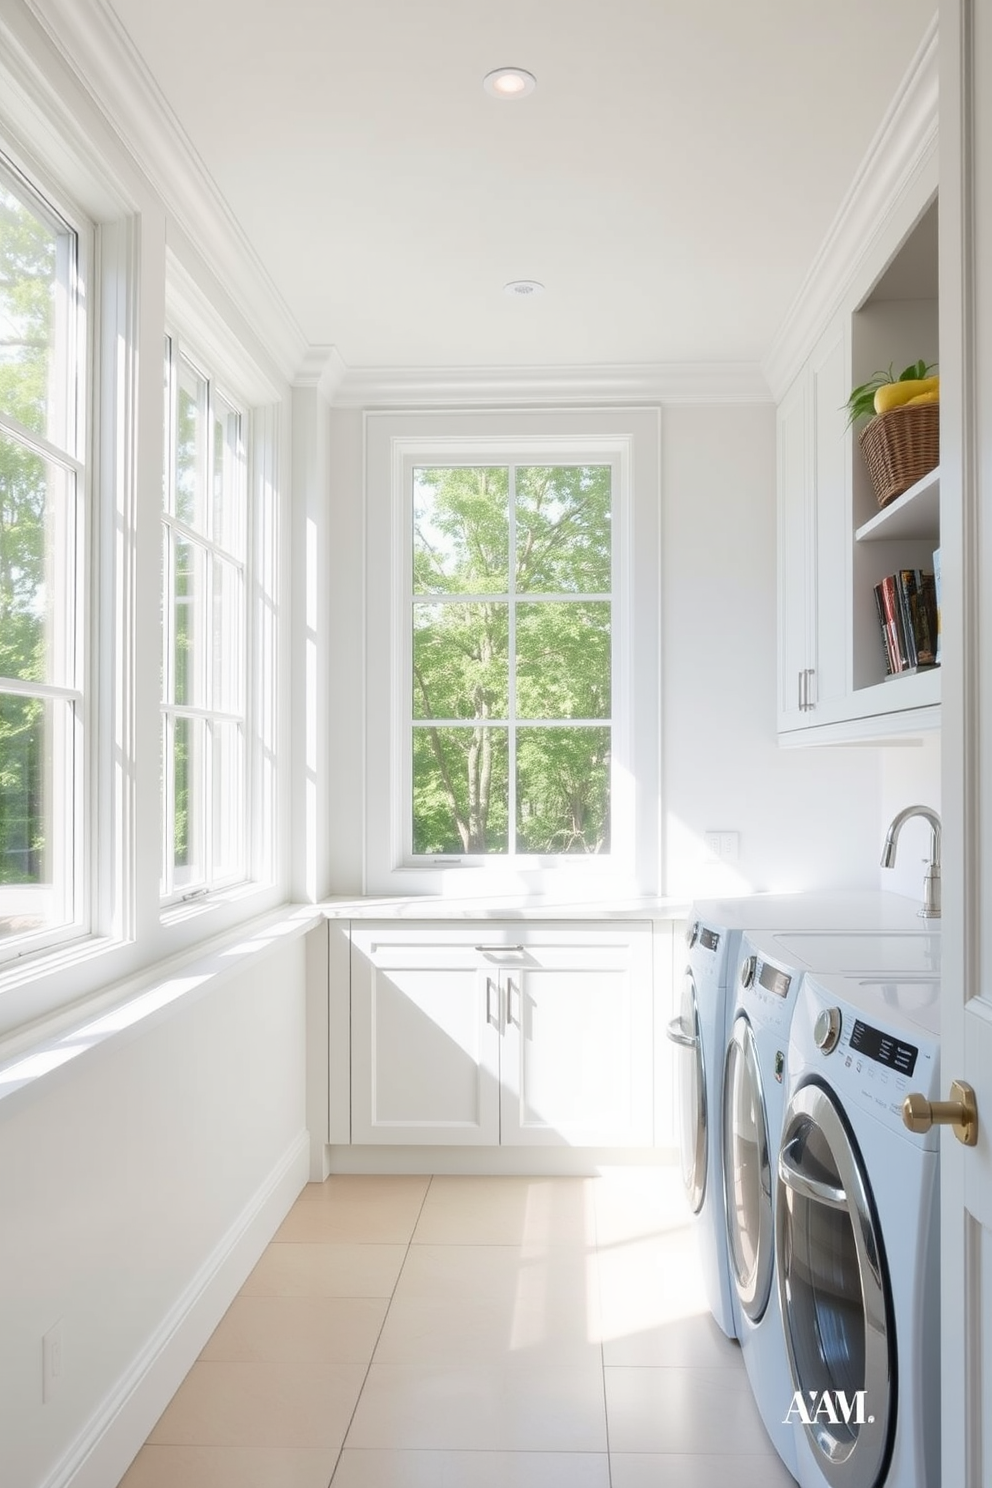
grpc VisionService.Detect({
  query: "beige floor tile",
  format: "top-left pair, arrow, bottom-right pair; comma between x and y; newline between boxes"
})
602,1311 -> 743,1369
609,1452 -> 797,1487
413,1176 -> 597,1245
396,1243 -> 597,1312
241,1241 -> 406,1297
200,1295 -> 387,1364
332,1448 -> 611,1487
598,1232 -> 709,1342
148,1360 -> 366,1448
374,1293 -> 602,1369
593,1166 -> 694,1247
273,1175 -> 429,1243
346,1363 -> 608,1452
118,1444 -> 338,1488
604,1366 -> 777,1456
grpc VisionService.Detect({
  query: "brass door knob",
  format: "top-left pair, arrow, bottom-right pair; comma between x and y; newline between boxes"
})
902,1080 -> 978,1146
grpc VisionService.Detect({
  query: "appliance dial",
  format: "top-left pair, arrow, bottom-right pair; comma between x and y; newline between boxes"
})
686,921 -> 699,948
740,955 -> 757,989
814,1006 -> 842,1054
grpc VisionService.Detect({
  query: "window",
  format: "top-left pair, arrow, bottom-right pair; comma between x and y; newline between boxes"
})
366,411 -> 662,898
161,337 -> 247,901
0,158 -> 86,953
412,463 -> 612,857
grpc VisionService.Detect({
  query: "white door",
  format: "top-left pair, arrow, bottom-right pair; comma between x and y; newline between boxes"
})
939,4 -> 992,1481
500,926 -> 654,1147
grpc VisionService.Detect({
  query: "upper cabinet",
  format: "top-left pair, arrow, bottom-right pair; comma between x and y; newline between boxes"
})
771,27 -> 940,745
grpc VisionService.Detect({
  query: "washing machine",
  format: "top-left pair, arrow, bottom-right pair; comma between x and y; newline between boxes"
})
721,928 -> 940,1476
668,893 -> 934,1341
776,971 -> 941,1488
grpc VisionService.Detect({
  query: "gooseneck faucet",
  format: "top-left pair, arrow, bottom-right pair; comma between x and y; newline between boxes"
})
881,805 -> 941,919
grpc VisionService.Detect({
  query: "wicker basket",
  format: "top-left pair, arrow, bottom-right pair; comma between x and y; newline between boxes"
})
858,401 -> 940,509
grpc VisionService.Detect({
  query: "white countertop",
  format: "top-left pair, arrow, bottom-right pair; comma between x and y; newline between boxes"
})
319,894 -> 692,921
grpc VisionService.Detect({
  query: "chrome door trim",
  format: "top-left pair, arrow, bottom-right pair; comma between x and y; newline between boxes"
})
723,1012 -> 774,1321
776,1080 -> 894,1488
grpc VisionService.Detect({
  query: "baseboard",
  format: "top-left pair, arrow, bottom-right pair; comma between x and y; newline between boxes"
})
42,1128 -> 310,1488
326,1144 -> 680,1176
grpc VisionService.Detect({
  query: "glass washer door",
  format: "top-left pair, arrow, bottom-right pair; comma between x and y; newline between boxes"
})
668,970 -> 707,1213
723,1013 -> 774,1321
776,1081 -> 894,1488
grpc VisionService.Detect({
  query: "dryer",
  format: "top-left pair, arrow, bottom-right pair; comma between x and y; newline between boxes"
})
721,929 -> 940,1476
776,972 -> 941,1488
669,894 -> 934,1341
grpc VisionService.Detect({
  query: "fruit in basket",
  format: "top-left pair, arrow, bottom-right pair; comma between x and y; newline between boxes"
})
845,360 -> 938,426
903,388 -> 940,406
873,374 -> 939,413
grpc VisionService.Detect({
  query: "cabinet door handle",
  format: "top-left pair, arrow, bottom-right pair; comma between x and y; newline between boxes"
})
486,977 -> 500,1029
505,976 -> 519,1027
805,668 -> 816,709
475,943 -> 524,954
798,669 -> 804,710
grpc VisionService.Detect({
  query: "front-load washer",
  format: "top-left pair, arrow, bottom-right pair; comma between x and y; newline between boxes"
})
669,894 -> 935,1341
721,929 -> 940,1476
776,972 -> 941,1488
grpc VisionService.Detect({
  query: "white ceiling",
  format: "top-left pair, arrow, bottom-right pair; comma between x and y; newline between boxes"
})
108,0 -> 937,372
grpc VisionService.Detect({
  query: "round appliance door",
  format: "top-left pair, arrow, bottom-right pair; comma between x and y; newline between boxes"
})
776,1081 -> 894,1488
723,1013 -> 773,1321
667,970 -> 707,1212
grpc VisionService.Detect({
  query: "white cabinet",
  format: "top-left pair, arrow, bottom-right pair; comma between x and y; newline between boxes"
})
777,317 -> 850,733
776,156 -> 941,744
348,921 -> 654,1148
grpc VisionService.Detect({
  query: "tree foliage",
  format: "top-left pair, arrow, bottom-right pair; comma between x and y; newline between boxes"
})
411,465 -> 612,856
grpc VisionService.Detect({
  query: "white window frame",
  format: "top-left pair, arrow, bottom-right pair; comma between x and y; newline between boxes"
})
160,333 -> 250,905
365,408 -> 662,899
0,150 -> 90,963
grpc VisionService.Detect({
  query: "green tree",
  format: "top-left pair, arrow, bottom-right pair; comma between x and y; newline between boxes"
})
412,464 -> 612,856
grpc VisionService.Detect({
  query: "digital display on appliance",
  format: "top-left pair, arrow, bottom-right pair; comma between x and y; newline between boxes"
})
758,962 -> 791,999
849,1019 -> 918,1076
700,928 -> 720,952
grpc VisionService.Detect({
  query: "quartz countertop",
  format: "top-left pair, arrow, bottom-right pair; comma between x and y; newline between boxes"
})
319,894 -> 691,922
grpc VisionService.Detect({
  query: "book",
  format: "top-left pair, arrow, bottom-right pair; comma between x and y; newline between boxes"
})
915,571 -> 938,665
873,583 -> 894,675
878,574 -> 908,673
896,570 -> 919,669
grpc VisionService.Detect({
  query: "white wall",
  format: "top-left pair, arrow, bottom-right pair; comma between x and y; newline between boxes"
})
661,404 -> 885,898
0,932 -> 312,1488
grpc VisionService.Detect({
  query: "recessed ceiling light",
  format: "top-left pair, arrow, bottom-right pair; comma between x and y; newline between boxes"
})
484,67 -> 536,99
504,280 -> 545,298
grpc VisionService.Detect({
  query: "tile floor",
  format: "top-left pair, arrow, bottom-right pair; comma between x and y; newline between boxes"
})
118,1169 -> 796,1487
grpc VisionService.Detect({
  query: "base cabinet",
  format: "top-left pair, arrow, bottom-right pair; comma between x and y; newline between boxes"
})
348,921 -> 654,1148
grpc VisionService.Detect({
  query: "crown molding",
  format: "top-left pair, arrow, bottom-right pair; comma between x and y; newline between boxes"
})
762,15 -> 939,402
328,360 -> 772,409
294,345 -> 348,404
23,0 -> 308,382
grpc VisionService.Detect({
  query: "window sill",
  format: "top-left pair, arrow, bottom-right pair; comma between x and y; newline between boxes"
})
0,903 -> 322,1117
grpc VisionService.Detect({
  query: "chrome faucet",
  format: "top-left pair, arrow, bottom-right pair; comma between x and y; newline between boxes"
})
881,805 -> 941,918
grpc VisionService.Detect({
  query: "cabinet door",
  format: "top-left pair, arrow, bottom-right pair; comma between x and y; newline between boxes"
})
777,370 -> 812,730
500,925 -> 654,1147
808,319 -> 851,714
350,927 -> 500,1144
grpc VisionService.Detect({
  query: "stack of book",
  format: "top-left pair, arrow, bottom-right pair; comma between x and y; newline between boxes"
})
873,569 -> 939,676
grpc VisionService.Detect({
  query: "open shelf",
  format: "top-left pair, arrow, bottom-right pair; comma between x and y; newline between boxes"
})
856,465 -> 940,542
